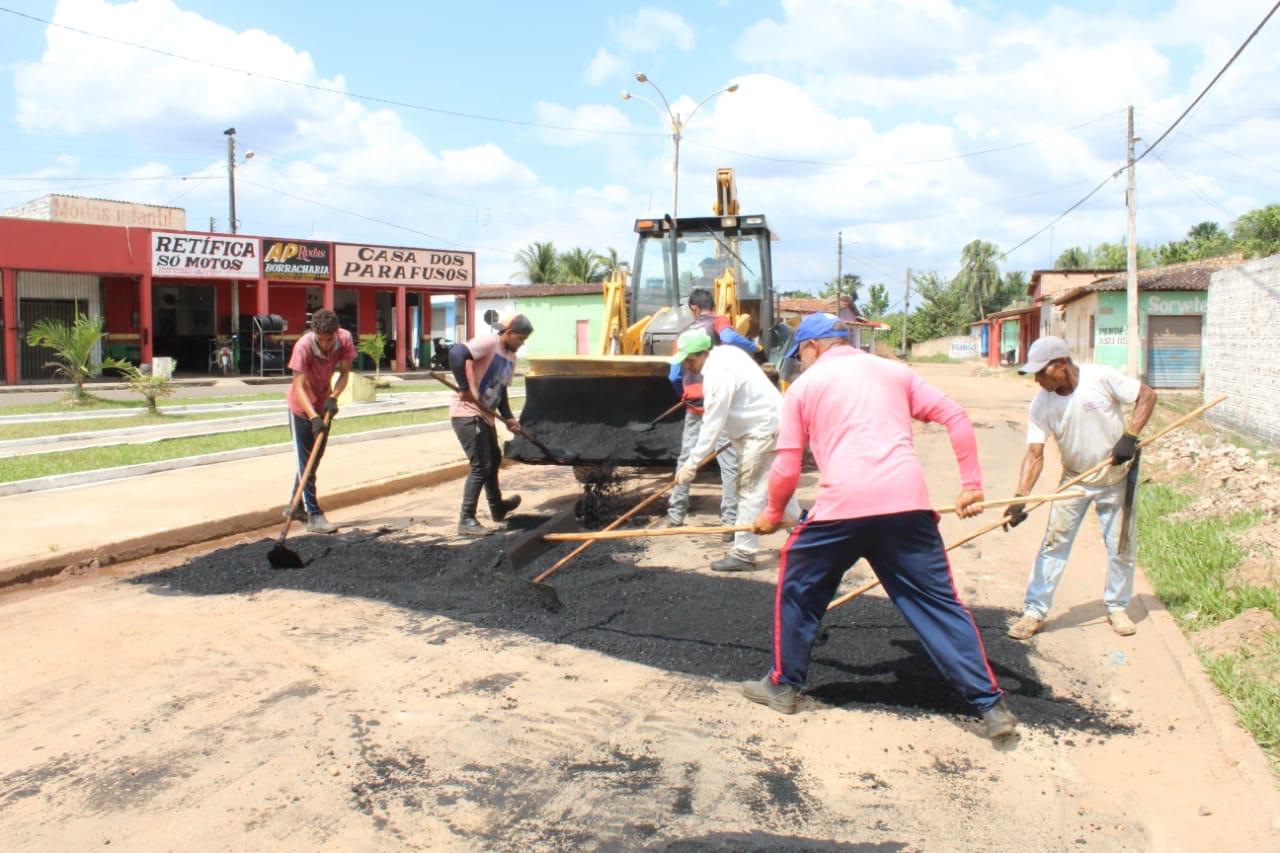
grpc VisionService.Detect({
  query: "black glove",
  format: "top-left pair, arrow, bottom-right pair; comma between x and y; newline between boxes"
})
310,415 -> 327,435
1002,501 -> 1028,531
323,397 -> 339,417
752,346 -> 768,365
1111,432 -> 1139,465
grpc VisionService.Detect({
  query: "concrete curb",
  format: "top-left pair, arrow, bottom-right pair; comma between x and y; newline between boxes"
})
0,459 -> 470,589
1133,574 -> 1278,789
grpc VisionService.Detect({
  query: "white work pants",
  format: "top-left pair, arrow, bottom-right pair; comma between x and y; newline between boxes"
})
731,431 -> 799,559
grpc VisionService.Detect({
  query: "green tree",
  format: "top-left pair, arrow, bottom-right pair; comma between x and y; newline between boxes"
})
1232,205 -> 1280,259
908,271 -> 973,341
600,247 -> 630,276
1054,246 -> 1091,270
23,313 -> 127,404
984,270 -> 1027,315
864,282 -> 891,317
513,241 -> 560,283
115,361 -> 176,415
558,247 -> 606,283
357,333 -> 388,377
819,273 -> 862,302
954,240 -> 1001,319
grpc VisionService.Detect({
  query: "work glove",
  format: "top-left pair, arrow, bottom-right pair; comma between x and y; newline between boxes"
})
1111,432 -> 1139,465
752,346 -> 768,365
323,397 -> 339,417
310,415 -> 327,435
1002,500 -> 1028,531
674,466 -> 697,487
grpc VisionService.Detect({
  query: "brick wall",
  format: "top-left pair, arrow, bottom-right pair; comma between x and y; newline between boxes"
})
1205,256 -> 1280,444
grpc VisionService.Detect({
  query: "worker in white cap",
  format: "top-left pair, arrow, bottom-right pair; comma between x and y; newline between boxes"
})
1004,336 -> 1157,640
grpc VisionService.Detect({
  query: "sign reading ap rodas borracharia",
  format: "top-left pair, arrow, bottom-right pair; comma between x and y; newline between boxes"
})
152,232 -> 261,278
334,243 -> 474,287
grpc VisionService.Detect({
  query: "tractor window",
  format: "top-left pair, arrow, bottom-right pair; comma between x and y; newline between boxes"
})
633,233 -> 674,320
632,229 -> 768,318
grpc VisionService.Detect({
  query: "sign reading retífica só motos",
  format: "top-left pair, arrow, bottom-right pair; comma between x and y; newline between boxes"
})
334,243 -> 474,287
152,232 -> 260,278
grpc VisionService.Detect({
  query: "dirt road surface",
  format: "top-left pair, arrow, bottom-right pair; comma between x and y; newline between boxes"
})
3,365 -> 1278,851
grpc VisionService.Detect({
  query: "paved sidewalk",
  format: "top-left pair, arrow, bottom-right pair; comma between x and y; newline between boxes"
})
0,425 -> 475,585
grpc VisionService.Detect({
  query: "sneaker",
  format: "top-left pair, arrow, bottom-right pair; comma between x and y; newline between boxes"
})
653,516 -> 685,530
1108,611 -> 1137,636
457,517 -> 489,537
1007,613 -> 1045,641
982,699 -> 1018,739
741,675 -> 798,715
306,513 -> 338,535
711,553 -> 757,573
491,496 -> 522,523
285,505 -> 307,523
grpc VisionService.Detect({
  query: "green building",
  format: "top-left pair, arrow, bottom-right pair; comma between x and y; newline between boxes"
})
474,282 -> 610,358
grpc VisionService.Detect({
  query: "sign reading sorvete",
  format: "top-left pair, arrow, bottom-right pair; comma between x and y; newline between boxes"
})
263,240 -> 330,281
152,232 -> 260,278
334,243 -> 474,287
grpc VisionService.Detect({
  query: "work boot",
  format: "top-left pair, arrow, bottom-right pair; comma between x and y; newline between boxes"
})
1108,611 -> 1137,636
306,513 -> 338,535
982,698 -> 1018,739
457,517 -> 489,537
653,515 -> 684,530
1007,613 -> 1045,640
711,553 -> 757,573
741,675 -> 798,715
285,505 -> 307,523
491,495 -> 522,523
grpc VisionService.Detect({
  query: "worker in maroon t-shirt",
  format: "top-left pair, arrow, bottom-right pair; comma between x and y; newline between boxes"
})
285,308 -> 356,534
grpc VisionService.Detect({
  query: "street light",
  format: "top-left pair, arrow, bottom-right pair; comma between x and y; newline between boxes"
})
621,73 -> 738,224
223,128 -> 254,234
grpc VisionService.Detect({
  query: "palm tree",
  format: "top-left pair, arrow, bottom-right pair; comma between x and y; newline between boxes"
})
558,247 -> 606,283
955,240 -> 1001,320
600,247 -> 630,276
513,241 -> 559,283
1054,247 -> 1090,270
24,313 -> 127,403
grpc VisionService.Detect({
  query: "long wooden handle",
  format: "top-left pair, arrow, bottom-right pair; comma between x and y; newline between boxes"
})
531,443 -> 731,584
542,492 -> 1084,542
428,371 -> 559,459
826,395 -> 1227,613
650,400 -> 684,426
277,410 -> 333,543
934,490 -> 1085,514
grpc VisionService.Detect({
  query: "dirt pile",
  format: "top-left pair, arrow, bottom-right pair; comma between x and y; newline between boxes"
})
1146,430 -> 1280,520
133,514 -> 1133,737
1193,608 -> 1280,658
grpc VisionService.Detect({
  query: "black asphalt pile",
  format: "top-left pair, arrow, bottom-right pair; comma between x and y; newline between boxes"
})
136,519 -> 1134,736
505,420 -> 683,468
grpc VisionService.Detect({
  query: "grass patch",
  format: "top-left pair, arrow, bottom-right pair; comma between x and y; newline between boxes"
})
0,409 -> 450,484
1137,483 -> 1276,631
0,411 -> 253,441
908,353 -> 955,364
1205,634 -> 1280,766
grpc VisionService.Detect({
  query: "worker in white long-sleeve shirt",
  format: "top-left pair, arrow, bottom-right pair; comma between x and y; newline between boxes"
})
671,327 -> 799,572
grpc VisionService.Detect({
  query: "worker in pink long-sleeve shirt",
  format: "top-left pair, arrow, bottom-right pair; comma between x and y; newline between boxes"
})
743,313 -> 1016,739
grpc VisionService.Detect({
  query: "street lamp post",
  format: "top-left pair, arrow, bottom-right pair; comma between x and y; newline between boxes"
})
621,74 -> 738,224
223,128 -> 254,234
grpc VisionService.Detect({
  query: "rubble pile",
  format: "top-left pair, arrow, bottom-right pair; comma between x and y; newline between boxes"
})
1146,429 -> 1280,520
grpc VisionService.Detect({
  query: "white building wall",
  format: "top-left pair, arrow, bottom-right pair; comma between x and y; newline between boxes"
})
1205,256 -> 1280,444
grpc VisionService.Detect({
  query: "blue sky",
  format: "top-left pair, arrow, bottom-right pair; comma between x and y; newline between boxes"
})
2,0 -> 1279,308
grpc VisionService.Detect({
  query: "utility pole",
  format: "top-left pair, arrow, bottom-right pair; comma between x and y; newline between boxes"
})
901,267 -> 912,354
835,231 -> 843,310
224,127 -> 238,235
1125,105 -> 1140,378
209,216 -> 216,232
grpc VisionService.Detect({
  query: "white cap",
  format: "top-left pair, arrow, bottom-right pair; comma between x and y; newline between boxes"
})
1019,336 -> 1070,374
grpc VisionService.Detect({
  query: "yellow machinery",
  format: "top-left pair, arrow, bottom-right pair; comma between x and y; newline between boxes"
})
507,169 -> 790,468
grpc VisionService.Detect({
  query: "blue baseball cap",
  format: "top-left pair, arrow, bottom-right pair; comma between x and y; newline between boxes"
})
785,313 -> 849,359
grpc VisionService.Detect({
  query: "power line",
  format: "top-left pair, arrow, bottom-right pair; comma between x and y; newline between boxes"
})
1152,154 -> 1238,219
0,6 -> 663,139
685,110 -> 1125,169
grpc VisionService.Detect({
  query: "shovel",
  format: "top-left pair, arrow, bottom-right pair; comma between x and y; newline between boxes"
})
267,410 -> 333,569
537,492 -> 1085,543
626,400 -> 684,432
427,372 -> 566,464
502,443 -> 732,610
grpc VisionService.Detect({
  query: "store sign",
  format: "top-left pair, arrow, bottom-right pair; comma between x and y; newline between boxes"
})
1096,326 -> 1128,346
152,233 -> 260,278
949,339 -> 978,359
334,243 -> 474,287
263,240 -> 330,281
5,194 -> 186,229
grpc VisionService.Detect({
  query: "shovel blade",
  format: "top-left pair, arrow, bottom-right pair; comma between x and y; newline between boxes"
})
267,542 -> 306,570
502,509 -> 580,573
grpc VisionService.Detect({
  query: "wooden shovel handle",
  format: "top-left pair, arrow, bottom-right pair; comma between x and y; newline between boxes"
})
531,442 -> 732,584
826,395 -> 1227,613
934,490 -> 1085,514
428,371 -> 559,459
277,409 -> 333,543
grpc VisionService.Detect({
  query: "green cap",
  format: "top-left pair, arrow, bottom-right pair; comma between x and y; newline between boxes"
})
669,328 -> 713,364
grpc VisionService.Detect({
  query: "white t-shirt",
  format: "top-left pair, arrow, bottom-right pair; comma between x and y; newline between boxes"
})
1027,364 -> 1141,484
688,345 -> 783,461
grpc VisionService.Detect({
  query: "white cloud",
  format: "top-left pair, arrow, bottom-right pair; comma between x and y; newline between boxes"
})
617,8 -> 696,54
584,47 -> 626,86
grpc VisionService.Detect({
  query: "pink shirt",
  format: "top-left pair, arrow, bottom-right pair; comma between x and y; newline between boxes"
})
286,329 -> 356,417
448,333 -> 517,425
764,347 -> 983,524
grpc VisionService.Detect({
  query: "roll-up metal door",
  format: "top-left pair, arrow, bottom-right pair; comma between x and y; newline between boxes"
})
17,272 -> 103,381
1147,314 -> 1202,389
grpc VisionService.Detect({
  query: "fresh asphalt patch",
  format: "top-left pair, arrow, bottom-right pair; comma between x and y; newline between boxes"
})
134,513 -> 1134,738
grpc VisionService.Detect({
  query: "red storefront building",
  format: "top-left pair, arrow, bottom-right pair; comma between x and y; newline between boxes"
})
0,212 -> 475,385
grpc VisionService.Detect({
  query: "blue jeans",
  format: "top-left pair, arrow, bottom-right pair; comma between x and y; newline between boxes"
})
1023,477 -> 1136,619
289,411 -> 328,516
667,410 -> 738,525
770,511 -> 1003,713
